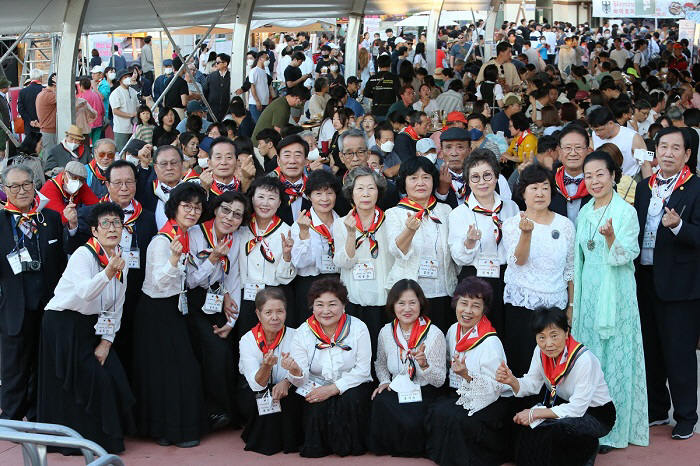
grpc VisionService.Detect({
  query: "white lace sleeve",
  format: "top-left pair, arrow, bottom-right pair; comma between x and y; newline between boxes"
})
502,216 -> 521,266
563,217 -> 575,282
374,327 -> 391,386
415,328 -> 447,388
456,373 -> 504,415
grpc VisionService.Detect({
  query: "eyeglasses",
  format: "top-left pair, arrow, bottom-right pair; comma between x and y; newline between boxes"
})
469,172 -> 494,183
559,145 -> 587,154
156,160 -> 182,168
342,149 -> 367,159
180,203 -> 202,214
3,181 -> 34,194
109,180 -> 136,189
218,205 -> 244,220
98,219 -> 123,229
215,61 -> 223,64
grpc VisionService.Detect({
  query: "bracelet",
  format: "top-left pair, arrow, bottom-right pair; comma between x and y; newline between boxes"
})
528,406 -> 536,425
567,303 -> 573,308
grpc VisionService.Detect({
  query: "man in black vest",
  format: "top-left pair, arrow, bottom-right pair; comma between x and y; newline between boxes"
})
0,164 -> 67,420
634,126 -> 700,440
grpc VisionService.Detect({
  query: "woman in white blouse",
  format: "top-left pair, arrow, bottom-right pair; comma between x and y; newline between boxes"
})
40,202 -> 134,453
133,183 -> 209,448
385,157 -> 457,333
502,164 -> 575,376
238,287 -> 303,455
368,280 -> 446,458
332,166 -> 394,355
238,177 -> 296,337
425,277 -> 513,466
288,277 -> 374,457
185,191 -> 248,432
448,150 -> 520,334
290,170 -> 340,327
496,307 -> 616,466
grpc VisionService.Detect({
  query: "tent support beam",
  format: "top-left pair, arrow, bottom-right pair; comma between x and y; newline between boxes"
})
0,0 -> 52,66
0,119 -> 20,148
484,0 -> 500,60
345,0 -> 368,81
230,0 -> 256,98
426,0 -> 446,72
56,0 -> 89,140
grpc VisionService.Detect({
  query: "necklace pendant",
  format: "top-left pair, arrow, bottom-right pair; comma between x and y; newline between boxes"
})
587,239 -> 595,251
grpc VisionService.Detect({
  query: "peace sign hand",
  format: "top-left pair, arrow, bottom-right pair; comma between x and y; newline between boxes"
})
451,354 -> 469,380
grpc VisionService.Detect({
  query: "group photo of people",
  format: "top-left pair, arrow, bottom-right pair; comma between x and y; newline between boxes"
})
0,13 -> 699,466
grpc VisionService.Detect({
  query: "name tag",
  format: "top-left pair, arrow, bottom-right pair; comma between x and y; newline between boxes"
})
321,255 -> 337,273
643,230 -> 656,249
6,251 -> 21,275
295,379 -> 318,398
418,259 -> 439,278
352,262 -> 375,280
449,371 -> 462,389
256,391 -> 282,416
398,386 -> 423,404
178,291 -> 188,315
476,254 -> 500,278
203,291 -> 224,313
19,247 -> 32,263
122,248 -> 140,269
244,282 -> 265,301
95,316 -> 116,335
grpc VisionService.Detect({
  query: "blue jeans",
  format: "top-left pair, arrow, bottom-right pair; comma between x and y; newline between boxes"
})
249,104 -> 266,123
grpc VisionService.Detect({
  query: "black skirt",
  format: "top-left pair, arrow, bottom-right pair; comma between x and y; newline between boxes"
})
425,392 -> 513,466
237,381 -> 303,455
290,273 -> 340,328
185,287 -> 238,424
502,303 -> 538,377
426,295 -> 455,334
457,265 -> 507,335
368,384 -> 442,457
345,302 -> 387,363
132,294 -> 208,443
299,382 -> 374,458
38,310 -> 136,454
235,284 -> 295,341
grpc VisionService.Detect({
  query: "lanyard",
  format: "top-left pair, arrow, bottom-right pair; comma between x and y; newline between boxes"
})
10,217 -> 41,258
99,275 -> 119,318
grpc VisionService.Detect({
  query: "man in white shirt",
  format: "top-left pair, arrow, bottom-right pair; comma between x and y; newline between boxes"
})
108,69 -> 139,152
248,52 -> 270,123
542,24 -> 558,64
590,106 -> 650,179
610,38 -> 629,69
475,42 -> 522,91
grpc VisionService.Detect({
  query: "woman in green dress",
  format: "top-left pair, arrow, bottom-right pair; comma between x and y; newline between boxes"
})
572,150 -> 649,451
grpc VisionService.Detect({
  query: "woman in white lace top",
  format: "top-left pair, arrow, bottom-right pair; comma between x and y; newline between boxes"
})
368,279 -> 446,457
502,164 -> 575,376
425,277 -> 512,466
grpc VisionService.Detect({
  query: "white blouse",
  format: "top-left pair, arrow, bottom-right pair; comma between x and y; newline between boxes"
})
239,327 -> 297,392
141,235 -> 188,299
448,193 -> 520,267
186,224 -> 242,312
332,212 -> 395,306
502,213 -> 575,310
516,346 -> 613,419
375,323 -> 446,388
238,221 -> 297,293
45,246 -> 128,343
446,322 -> 509,414
288,315 -> 373,394
384,203 -> 457,298
290,208 -> 339,277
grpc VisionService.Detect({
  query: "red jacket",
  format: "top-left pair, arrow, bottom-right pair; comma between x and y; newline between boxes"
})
39,172 -> 99,223
668,55 -> 688,71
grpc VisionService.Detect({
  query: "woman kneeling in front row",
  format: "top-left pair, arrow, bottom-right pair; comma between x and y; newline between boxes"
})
496,306 -> 616,466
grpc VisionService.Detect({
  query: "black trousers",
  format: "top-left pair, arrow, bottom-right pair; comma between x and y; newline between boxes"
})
636,264 -> 700,427
0,308 -> 43,421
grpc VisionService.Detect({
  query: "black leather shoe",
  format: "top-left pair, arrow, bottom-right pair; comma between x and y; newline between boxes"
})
156,438 -> 171,446
598,444 -> 613,454
175,440 -> 200,448
209,413 -> 231,432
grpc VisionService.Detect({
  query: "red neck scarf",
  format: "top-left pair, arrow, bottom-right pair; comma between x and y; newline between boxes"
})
455,316 -> 497,353
182,169 -> 200,182
49,172 -> 75,204
246,214 -> 283,263
353,207 -> 385,258
253,323 -> 286,354
648,165 -> 693,193
393,317 -> 431,380
516,129 -> 531,150
403,126 -> 421,141
397,196 -> 442,223
275,167 -> 307,204
307,313 -> 352,351
85,238 -> 122,282
87,159 -> 107,183
5,198 -> 40,234
210,177 -> 241,196
157,218 -> 189,254
100,197 -> 143,234
198,219 -> 232,273
555,166 -> 588,201
307,210 -> 335,254
470,195 -> 504,244
541,334 -> 586,406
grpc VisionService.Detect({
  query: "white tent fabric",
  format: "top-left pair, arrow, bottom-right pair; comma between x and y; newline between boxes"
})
249,18 -> 336,31
395,15 -> 457,27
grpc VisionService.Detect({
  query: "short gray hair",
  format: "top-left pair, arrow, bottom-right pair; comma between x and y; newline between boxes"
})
666,105 -> 684,121
299,130 -> 315,141
338,128 -> 368,154
1,164 -> 34,185
29,69 -> 43,80
341,165 -> 387,203
94,138 -> 116,153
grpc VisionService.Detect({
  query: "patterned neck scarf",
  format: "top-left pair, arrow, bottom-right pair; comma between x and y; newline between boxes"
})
5,198 -> 40,235
555,166 -> 588,201
211,177 -> 241,196
397,196 -> 442,223
85,238 -> 122,282
307,313 -> 352,351
307,209 -> 335,254
275,166 -> 307,204
541,334 -> 587,406
87,159 -> 107,183
245,214 -> 283,263
253,322 -> 286,354
197,219 -> 232,273
353,207 -> 385,258
393,316 -> 431,380
469,195 -> 504,245
455,316 -> 497,353
157,218 -> 189,254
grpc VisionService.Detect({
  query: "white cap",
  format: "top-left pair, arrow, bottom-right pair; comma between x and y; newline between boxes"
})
90,65 -> 104,74
416,138 -> 437,154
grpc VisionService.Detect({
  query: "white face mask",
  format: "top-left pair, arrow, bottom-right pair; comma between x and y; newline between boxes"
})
420,152 -> 437,164
107,72 -> 117,80
330,65 -> 339,72
65,179 -> 81,194
247,59 -> 255,67
125,154 -> 139,166
380,141 -> 394,153
198,157 -> 209,168
164,67 -> 173,74
374,168 -> 382,175
122,77 -> 131,86
307,147 -> 320,161
65,141 -> 79,151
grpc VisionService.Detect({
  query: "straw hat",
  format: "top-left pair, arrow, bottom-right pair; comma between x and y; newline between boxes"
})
65,125 -> 85,140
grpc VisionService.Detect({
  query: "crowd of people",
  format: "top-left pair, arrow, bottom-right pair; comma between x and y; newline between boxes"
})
0,16 -> 699,466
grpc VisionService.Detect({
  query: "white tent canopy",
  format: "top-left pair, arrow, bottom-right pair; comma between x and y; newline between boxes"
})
395,15 -> 457,27
249,18 -> 336,31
